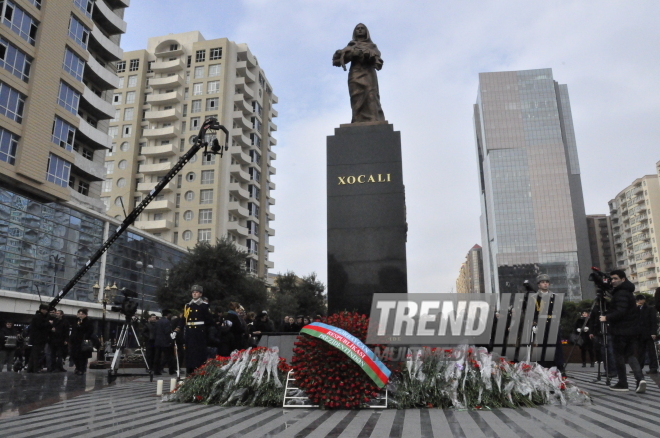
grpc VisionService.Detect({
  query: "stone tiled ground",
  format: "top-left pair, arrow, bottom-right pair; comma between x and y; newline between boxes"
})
0,364 -> 658,437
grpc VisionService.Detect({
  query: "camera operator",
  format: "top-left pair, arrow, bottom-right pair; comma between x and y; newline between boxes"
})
599,270 -> 646,393
635,294 -> 658,374
0,321 -> 18,372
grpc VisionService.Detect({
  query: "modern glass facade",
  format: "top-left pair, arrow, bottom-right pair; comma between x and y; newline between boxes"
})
0,186 -> 185,311
474,68 -> 592,300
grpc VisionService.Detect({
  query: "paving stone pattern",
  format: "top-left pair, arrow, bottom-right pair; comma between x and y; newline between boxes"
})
0,368 -> 658,437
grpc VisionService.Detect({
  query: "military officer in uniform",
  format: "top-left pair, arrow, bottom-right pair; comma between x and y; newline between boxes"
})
532,274 -> 565,371
178,285 -> 213,374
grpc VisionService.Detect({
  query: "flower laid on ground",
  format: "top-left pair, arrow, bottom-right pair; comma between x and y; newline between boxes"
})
390,345 -> 591,409
292,311 -> 383,409
163,346 -> 290,407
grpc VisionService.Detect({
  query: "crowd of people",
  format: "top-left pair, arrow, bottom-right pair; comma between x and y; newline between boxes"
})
0,305 -> 95,375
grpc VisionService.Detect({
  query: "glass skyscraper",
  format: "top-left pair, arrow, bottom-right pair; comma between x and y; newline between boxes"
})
474,68 -> 592,300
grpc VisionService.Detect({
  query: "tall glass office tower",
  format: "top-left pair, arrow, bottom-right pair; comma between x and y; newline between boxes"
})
474,68 -> 592,300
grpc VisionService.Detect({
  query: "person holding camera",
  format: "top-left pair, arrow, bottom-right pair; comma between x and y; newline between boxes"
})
635,294 -> 658,374
599,270 -> 646,393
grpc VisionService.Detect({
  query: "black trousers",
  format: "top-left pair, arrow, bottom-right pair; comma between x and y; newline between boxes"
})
154,346 -> 174,373
612,334 -> 643,386
27,343 -> 45,372
49,344 -> 67,371
637,337 -> 658,371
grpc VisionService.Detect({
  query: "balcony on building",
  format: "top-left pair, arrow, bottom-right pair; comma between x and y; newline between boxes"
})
235,61 -> 256,83
268,197 -> 275,205
72,153 -> 105,182
146,90 -> 182,105
227,222 -> 249,237
135,219 -> 172,232
233,111 -> 251,130
137,181 -> 175,193
233,93 -> 251,114
265,226 -> 275,237
152,58 -> 185,73
235,81 -> 255,100
231,129 -> 250,148
144,199 -> 174,212
85,55 -> 120,90
269,151 -> 276,160
106,0 -> 131,9
265,260 -> 275,269
92,0 -> 127,36
228,201 -> 249,218
89,25 -> 123,62
269,137 -> 277,146
230,164 -> 250,183
76,116 -> 112,150
265,242 -> 274,253
271,93 -> 278,104
236,45 -> 257,68
143,125 -> 180,140
140,143 -> 177,158
268,181 -> 276,190
149,74 -> 184,89
269,122 -> 277,132
231,146 -> 251,165
145,107 -> 181,123
271,108 -> 278,118
80,86 -> 115,120
266,211 -> 275,221
269,166 -> 276,175
229,183 -> 249,200
139,162 -> 173,175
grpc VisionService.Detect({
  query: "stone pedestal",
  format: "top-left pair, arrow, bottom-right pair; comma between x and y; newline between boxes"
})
327,122 -> 407,315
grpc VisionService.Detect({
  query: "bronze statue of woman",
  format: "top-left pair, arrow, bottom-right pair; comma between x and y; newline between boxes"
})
333,24 -> 386,123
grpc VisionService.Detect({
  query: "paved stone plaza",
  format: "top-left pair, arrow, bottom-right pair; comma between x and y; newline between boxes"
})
0,364 -> 658,437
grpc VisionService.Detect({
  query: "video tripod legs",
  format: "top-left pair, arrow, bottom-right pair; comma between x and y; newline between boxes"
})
107,320 -> 153,383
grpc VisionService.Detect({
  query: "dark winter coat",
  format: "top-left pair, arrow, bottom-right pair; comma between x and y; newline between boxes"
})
225,311 -> 247,351
49,318 -> 70,347
70,317 -> 94,358
29,312 -> 51,345
154,317 -> 174,348
253,317 -> 275,334
605,279 -> 640,336
0,326 -> 18,350
638,303 -> 658,339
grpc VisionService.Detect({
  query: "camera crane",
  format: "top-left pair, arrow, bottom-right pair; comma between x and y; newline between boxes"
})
47,118 -> 229,311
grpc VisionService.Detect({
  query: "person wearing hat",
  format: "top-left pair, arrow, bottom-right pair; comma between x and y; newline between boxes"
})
252,310 -> 275,345
178,285 -> 213,374
635,294 -> 658,375
530,274 -> 565,371
27,304 -> 51,373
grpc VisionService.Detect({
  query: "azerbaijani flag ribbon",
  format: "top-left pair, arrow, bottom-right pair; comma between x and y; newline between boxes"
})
300,322 -> 391,388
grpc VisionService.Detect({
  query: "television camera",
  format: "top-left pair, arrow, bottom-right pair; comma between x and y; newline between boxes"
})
110,288 -> 139,318
588,267 -> 613,294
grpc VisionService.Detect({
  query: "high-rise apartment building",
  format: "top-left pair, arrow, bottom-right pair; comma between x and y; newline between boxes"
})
586,214 -> 615,273
103,32 -> 277,278
0,1 -> 189,323
608,175 -> 660,294
456,244 -> 485,294
474,68 -> 592,300
0,0 -> 126,211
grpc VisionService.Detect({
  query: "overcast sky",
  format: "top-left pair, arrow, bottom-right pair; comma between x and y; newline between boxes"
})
121,1 -> 660,293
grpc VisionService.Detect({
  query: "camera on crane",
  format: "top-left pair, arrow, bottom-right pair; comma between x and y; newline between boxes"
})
110,288 -> 139,317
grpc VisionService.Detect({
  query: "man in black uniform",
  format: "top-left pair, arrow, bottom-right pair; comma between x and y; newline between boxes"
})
179,285 -> 213,374
533,274 -> 565,371
27,304 -> 51,373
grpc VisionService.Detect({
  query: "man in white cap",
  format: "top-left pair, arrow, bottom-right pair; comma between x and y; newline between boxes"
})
533,274 -> 565,372
177,285 -> 213,374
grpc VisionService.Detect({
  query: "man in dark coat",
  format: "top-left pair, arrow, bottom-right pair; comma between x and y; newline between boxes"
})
635,294 -> 658,374
27,304 -> 51,373
178,285 -> 214,374
600,270 -> 646,392
141,314 -> 157,371
153,310 -> 175,375
48,310 -> 70,372
252,311 -> 275,345
0,321 -> 19,372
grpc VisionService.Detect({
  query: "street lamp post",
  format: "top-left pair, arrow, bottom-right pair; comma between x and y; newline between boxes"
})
136,260 -> 153,317
92,282 -> 102,361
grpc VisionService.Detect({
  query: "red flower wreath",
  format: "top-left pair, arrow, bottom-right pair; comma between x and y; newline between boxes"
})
291,311 -> 381,409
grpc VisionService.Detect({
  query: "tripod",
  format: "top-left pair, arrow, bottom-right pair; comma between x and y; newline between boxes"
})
567,292 -> 610,385
108,316 -> 153,383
